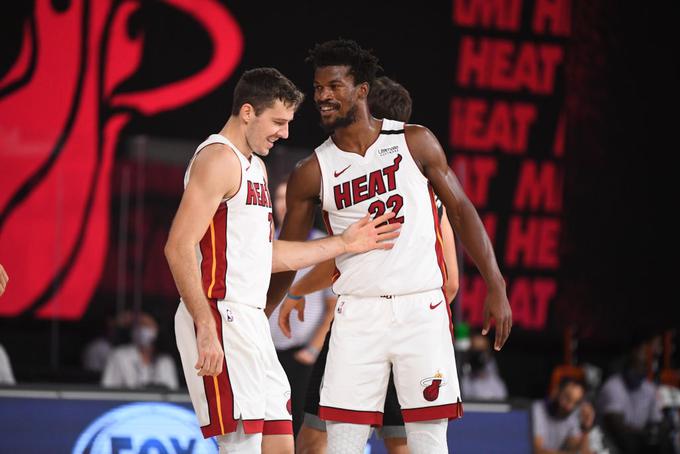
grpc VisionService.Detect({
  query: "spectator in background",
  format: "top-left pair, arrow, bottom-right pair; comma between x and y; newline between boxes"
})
101,312 -> 178,390
460,333 -> 508,400
82,311 -> 133,373
0,263 -> 16,385
269,179 -> 337,435
597,338 -> 663,453
533,377 -> 595,454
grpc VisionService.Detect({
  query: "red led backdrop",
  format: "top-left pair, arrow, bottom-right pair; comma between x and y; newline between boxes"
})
0,0 -> 243,319
450,0 -> 570,331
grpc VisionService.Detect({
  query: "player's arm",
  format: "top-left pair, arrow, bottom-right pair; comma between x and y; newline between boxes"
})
272,212 -> 398,272
533,437 -> 569,454
440,207 -> 459,304
164,145 -> 240,377
278,259 -> 336,338
406,125 -> 512,350
291,259 -> 335,296
266,155 -> 324,317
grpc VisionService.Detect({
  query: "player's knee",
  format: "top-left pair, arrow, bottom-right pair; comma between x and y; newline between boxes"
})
262,433 -> 294,454
326,422 -> 371,454
296,424 -> 327,454
383,436 -> 408,454
216,428 -> 262,454
404,419 -> 448,454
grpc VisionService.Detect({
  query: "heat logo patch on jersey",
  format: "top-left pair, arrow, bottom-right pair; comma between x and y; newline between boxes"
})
421,371 -> 447,402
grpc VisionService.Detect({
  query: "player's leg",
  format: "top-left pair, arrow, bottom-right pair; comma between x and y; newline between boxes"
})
296,330 -> 332,453
390,290 -> 463,453
175,301 -> 240,437
216,421 -> 263,453
404,419 -> 448,454
296,423 -> 327,454
383,437 -> 408,454
262,434 -> 294,454
262,310 -> 294,454
326,422 -> 371,454
376,372 -> 407,454
319,296 -> 391,452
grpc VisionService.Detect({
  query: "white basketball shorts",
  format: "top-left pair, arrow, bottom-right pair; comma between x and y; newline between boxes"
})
175,299 -> 292,438
319,289 -> 463,425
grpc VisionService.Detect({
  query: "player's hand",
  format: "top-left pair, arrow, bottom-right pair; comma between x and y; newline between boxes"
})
579,402 -> 595,432
0,264 -> 8,297
294,347 -> 317,365
278,295 -> 306,338
342,212 -> 400,254
195,322 -> 224,376
482,284 -> 512,351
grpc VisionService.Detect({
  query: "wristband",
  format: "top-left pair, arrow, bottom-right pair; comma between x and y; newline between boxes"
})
287,292 -> 303,300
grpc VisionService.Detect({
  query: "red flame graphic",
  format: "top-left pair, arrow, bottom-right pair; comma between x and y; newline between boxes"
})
0,0 -> 243,319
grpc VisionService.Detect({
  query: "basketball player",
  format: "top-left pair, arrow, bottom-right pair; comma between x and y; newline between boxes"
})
267,40 -> 512,454
275,76 -> 460,454
165,68 -> 400,454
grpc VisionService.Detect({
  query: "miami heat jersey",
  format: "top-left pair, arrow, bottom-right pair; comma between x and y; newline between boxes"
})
315,120 -> 446,297
184,134 -> 273,308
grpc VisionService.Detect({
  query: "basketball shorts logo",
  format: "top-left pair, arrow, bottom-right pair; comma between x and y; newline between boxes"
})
336,301 -> 345,314
225,308 -> 234,322
285,391 -> 292,415
420,371 -> 447,402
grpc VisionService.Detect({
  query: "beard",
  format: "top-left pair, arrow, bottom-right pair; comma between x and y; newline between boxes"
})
319,104 -> 358,133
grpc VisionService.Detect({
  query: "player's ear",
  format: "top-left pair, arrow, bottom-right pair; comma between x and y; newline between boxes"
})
357,82 -> 369,99
240,103 -> 254,123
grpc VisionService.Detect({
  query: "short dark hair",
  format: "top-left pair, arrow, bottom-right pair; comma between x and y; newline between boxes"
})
231,68 -> 304,116
306,39 -> 382,86
368,76 -> 412,122
558,376 -> 586,392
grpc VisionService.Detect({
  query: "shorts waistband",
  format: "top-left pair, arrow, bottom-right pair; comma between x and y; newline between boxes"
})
339,288 -> 443,301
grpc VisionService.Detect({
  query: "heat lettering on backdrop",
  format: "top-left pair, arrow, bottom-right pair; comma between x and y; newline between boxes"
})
450,0 -> 570,330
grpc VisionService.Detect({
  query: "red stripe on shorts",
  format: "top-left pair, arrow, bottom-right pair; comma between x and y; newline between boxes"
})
263,420 -> 293,435
401,401 -> 464,422
200,300 -> 237,438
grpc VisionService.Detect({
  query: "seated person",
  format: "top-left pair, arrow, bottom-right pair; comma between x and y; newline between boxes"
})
101,312 -> 178,390
597,339 -> 663,454
533,377 -> 595,454
460,333 -> 508,400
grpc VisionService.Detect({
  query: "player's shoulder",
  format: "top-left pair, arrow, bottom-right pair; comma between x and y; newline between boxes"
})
404,123 -> 435,139
190,142 -> 242,180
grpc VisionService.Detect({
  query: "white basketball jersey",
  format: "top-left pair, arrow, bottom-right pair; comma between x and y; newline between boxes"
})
315,120 -> 446,296
184,134 -> 273,308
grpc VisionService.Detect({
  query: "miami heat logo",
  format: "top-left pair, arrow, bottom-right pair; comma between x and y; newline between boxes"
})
285,391 -> 292,415
420,371 -> 447,402
0,0 -> 243,319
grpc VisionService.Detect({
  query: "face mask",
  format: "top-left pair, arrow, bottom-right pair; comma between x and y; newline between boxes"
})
623,368 -> 645,390
468,350 -> 488,373
132,326 -> 157,348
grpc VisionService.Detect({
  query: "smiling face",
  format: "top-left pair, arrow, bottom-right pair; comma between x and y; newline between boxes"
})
243,99 -> 296,156
313,65 -> 366,133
